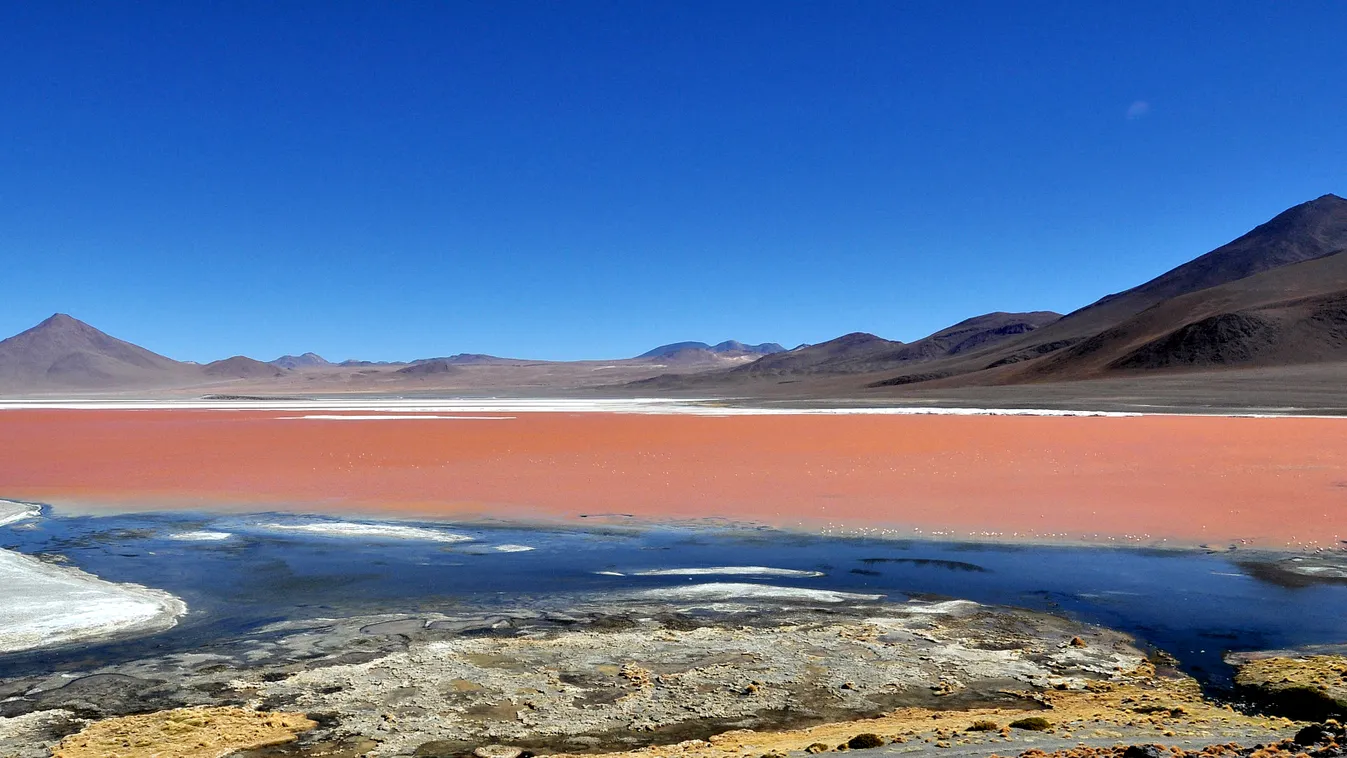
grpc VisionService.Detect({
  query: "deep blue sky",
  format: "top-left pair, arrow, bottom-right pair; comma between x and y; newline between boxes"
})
2,2 -> 1345,362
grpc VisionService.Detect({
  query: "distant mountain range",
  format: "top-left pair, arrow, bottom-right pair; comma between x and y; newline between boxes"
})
4,193 -> 1347,397
0,318 -> 779,393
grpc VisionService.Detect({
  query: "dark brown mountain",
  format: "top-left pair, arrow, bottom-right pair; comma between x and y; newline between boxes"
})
972,193 -> 1347,362
0,314 -> 192,390
856,194 -> 1347,388
1009,249 -> 1347,380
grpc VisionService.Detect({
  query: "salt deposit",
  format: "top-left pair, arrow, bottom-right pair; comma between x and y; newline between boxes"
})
0,397 -> 1147,416
633,582 -> 882,603
632,566 -> 824,578
0,549 -> 186,654
253,520 -> 474,543
0,500 -> 40,527
277,415 -> 515,421
168,530 -> 234,541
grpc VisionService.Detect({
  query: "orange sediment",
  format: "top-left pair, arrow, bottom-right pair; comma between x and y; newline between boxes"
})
1,410 -> 1344,547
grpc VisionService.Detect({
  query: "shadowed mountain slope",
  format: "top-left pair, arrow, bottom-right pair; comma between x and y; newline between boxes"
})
1009,250 -> 1347,380
972,193 -> 1347,362
835,195 -> 1347,389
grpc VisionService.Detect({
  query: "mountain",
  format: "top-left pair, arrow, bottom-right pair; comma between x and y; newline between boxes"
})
968,194 -> 1347,365
408,353 -> 510,366
338,359 -> 395,367
0,314 -> 191,390
858,194 -> 1347,388
1092,194 -> 1347,315
634,312 -> 1063,389
1010,249 -> 1347,380
638,341 -> 785,359
729,332 -> 904,377
395,360 -> 463,376
638,342 -> 710,358
270,352 -> 329,369
633,196 -> 1347,394
710,340 -> 786,355
739,313 -> 1061,376
203,356 -> 286,379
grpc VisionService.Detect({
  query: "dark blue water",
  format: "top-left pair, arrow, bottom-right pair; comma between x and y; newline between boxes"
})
3,505 -> 1345,691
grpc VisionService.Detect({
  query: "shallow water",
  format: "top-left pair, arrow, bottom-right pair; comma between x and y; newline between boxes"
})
1,505 -> 1345,691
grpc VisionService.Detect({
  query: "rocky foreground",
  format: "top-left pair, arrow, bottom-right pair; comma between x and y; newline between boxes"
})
0,591 -> 1342,758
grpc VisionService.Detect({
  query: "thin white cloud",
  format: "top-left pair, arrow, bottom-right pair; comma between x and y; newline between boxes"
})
1126,100 -> 1151,120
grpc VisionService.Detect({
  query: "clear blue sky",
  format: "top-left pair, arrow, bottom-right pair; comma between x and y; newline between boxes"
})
2,2 -> 1344,362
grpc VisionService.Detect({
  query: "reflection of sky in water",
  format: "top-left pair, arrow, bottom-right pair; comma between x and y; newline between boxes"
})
2,506 -> 1345,689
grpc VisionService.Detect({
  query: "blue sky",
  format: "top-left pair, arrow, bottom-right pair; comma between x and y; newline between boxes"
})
2,2 -> 1345,362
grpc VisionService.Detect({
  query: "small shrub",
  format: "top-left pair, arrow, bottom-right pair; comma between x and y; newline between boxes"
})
1009,716 -> 1051,731
967,720 -> 999,732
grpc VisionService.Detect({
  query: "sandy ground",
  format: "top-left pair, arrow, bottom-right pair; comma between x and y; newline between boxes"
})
2,409 -> 1346,547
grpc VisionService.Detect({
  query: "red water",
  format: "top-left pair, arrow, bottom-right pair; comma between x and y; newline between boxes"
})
2,410 -> 1344,547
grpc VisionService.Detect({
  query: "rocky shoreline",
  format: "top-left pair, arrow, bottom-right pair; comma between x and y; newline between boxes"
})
1,588 -> 1341,758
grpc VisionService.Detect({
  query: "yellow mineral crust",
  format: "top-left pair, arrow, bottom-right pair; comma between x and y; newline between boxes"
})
54,705 -> 316,758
